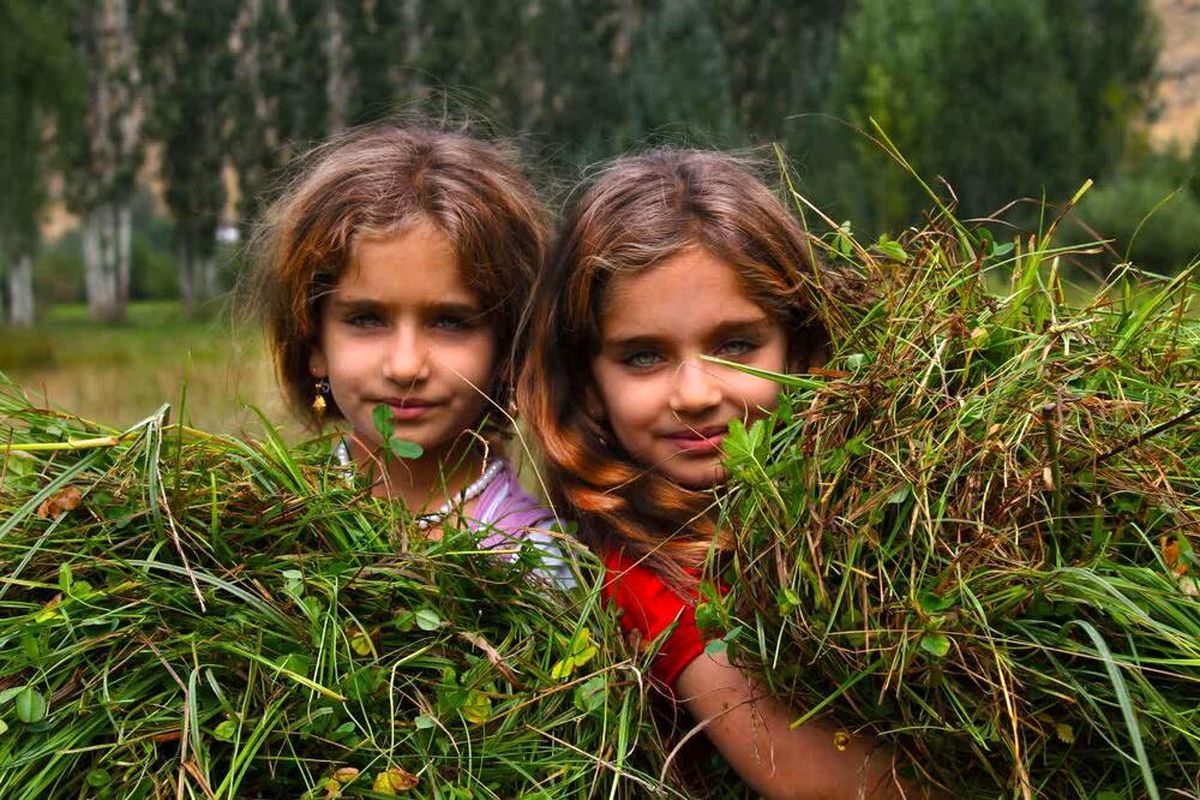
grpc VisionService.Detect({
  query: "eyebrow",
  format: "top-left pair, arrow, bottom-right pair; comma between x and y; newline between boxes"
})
601,315 -> 773,349
329,297 -> 484,315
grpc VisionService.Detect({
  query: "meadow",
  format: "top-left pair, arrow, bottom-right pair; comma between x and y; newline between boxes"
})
0,301 -> 296,438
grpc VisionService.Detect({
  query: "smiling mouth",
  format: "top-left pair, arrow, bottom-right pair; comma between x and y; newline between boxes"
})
664,426 -> 728,452
382,399 -> 439,420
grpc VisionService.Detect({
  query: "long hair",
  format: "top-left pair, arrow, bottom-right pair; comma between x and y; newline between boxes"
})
251,122 -> 548,429
518,149 -> 861,586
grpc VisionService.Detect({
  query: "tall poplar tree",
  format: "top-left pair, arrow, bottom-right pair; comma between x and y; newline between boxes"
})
0,0 -> 78,326
138,0 -> 237,311
62,0 -> 144,323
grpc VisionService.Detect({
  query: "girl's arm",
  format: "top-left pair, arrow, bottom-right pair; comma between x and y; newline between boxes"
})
675,651 -> 925,800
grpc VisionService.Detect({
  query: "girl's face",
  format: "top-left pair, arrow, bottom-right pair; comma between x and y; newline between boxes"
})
310,218 -> 497,461
589,246 -> 789,489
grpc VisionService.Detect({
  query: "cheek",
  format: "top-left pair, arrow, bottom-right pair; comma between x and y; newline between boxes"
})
599,379 -> 660,436
738,375 -> 783,414
451,333 -> 499,388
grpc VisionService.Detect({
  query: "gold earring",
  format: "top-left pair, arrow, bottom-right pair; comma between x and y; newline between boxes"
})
312,378 -> 330,417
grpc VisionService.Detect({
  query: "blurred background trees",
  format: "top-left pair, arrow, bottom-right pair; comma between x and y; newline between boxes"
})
2,0 -> 1197,326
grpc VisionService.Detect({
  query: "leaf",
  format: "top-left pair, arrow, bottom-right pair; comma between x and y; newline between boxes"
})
86,769 -> 111,789
413,714 -> 436,730
461,690 -> 492,724
574,675 -> 607,713
874,235 -> 908,262
388,438 -> 423,460
918,590 -> 955,614
776,586 -> 800,616
703,639 -> 728,656
372,403 -> 393,443
58,562 -> 73,592
332,767 -> 360,784
372,766 -> 419,794
0,720 -> 7,736
549,656 -> 576,680
414,608 -> 440,632
919,633 -> 950,658
15,686 -> 47,723
694,601 -> 721,632
347,625 -> 376,656
572,645 -> 598,670
213,719 -> 239,742
36,485 -> 82,519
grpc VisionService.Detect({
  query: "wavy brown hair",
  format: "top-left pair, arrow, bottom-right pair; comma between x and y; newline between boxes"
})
251,122 -> 547,429
518,149 -> 864,586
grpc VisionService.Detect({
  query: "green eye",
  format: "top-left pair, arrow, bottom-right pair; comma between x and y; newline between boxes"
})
718,339 -> 757,356
432,314 -> 471,331
623,350 -> 662,368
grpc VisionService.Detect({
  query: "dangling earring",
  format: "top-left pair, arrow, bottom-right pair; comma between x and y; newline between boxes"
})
312,378 -> 330,417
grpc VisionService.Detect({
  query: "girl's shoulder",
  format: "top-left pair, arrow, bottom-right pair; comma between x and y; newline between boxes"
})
602,550 -> 709,687
473,459 -> 561,539
474,460 -> 576,589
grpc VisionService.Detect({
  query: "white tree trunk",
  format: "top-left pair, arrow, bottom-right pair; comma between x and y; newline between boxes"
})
79,0 -> 139,323
83,203 -> 127,323
325,0 -> 350,131
201,252 -> 220,301
7,253 -> 35,327
178,241 -> 196,315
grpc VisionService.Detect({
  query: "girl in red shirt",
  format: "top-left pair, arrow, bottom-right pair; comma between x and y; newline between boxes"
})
519,150 -> 931,798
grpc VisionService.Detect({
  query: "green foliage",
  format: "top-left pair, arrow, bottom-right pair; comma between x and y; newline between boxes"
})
1062,152 -> 1200,275
0,388 -> 685,798
137,1 -> 237,305
720,197 -> 1200,796
827,0 -> 1159,233
0,0 -> 79,257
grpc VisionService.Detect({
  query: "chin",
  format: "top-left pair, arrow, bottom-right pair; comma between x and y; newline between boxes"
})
669,465 -> 729,490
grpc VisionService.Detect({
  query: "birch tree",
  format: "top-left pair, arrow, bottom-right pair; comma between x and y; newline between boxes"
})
63,0 -> 143,323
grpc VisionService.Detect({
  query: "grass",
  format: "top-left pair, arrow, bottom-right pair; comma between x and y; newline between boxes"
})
713,196 -> 1200,798
0,301 -> 293,438
0,386 -> 685,799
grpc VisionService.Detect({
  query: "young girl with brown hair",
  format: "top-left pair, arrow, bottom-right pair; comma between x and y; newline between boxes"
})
252,122 -> 572,586
519,149 -> 925,797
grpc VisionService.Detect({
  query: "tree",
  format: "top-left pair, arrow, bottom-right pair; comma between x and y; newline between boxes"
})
62,0 -> 144,323
826,0 -> 1157,234
138,0 -> 237,311
0,0 -> 79,327
225,0 -> 330,237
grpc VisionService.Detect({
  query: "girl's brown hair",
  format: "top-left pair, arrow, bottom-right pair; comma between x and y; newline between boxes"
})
252,122 -> 547,428
518,149 -> 860,585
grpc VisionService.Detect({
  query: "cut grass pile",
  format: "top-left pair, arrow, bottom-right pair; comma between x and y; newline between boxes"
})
714,203 -> 1200,798
0,386 -> 673,799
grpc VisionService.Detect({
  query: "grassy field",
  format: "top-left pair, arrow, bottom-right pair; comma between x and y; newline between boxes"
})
0,300 -> 300,438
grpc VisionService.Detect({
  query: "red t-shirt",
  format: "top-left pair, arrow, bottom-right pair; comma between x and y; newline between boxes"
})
602,550 -> 711,687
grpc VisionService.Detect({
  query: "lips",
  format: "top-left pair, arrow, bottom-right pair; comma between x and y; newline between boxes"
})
663,425 -> 728,452
380,398 -> 439,421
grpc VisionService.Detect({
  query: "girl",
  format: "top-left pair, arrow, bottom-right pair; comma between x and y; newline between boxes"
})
519,150 -> 925,797
253,122 -> 572,587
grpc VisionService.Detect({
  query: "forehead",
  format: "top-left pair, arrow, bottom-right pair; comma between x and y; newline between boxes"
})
599,247 -> 768,338
337,219 -> 476,301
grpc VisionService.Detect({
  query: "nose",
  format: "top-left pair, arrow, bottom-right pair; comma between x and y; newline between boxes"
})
382,324 -> 431,386
669,359 -> 722,416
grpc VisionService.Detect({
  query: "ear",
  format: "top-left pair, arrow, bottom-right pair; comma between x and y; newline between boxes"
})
309,347 -> 328,379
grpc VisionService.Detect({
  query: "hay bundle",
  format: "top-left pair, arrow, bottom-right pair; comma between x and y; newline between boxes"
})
0,386 -> 670,799
718,217 -> 1200,798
